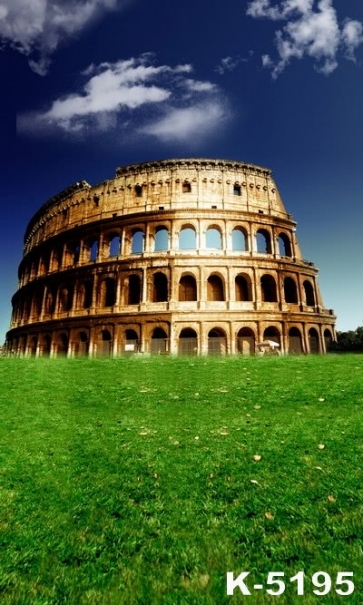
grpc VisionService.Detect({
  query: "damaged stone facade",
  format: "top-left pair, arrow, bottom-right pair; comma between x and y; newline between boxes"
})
6,158 -> 336,356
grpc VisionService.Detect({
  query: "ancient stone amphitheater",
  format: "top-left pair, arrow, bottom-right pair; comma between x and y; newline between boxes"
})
6,158 -> 336,357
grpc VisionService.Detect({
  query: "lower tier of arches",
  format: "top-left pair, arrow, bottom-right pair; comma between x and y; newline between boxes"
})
6,315 -> 336,357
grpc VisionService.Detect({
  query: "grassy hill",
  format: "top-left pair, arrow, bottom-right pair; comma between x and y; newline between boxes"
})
0,354 -> 362,604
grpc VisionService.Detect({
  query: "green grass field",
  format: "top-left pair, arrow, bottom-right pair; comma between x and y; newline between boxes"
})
0,354 -> 362,604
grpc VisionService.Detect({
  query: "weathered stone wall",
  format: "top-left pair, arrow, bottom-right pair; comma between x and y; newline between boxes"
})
6,158 -> 336,356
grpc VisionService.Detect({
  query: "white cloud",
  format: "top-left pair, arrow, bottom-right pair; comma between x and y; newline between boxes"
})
0,0 -> 126,75
140,101 -> 228,143
17,54 -> 231,144
247,0 -> 363,76
215,55 -> 250,75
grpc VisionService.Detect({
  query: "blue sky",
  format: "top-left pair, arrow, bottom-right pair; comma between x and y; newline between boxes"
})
1,0 -> 363,343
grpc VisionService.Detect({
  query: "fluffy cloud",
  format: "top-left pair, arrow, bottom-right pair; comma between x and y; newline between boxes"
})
17,54 -> 230,143
0,0 -> 125,75
246,0 -> 363,76
140,101 -> 228,143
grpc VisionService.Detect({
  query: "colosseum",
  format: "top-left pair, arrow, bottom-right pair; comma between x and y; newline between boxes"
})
6,158 -> 336,357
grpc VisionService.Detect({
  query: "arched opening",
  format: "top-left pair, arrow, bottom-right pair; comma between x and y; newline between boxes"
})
178,328 -> 198,355
235,275 -> 252,301
206,227 -> 222,250
152,272 -> 168,302
97,329 -> 112,357
100,278 -> 117,307
150,327 -> 168,354
261,275 -> 277,302
288,327 -> 303,354
124,329 -> 139,354
65,242 -> 80,266
131,230 -> 144,254
90,240 -> 98,262
278,233 -> 292,257
44,289 -> 56,315
324,329 -> 333,352
78,281 -> 93,309
154,227 -> 169,251
284,277 -> 298,304
39,254 -> 50,275
237,328 -> 255,355
179,227 -> 196,250
51,249 -> 62,271
309,328 -> 320,353
127,274 -> 141,305
207,275 -> 224,301
109,235 -> 121,257
232,228 -> 247,251
256,229 -> 272,254
32,289 -> 43,320
29,336 -> 37,357
208,328 -> 227,355
58,286 -> 73,313
303,281 -> 315,306
57,333 -> 69,357
75,331 -> 89,357
263,326 -> 281,349
41,335 -> 51,357
179,275 -> 197,301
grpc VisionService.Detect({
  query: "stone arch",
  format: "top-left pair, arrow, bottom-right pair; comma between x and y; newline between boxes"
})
235,274 -> 252,301
237,327 -> 255,355
263,326 -> 281,347
206,226 -> 222,250
179,225 -> 196,250
207,274 -> 225,301
154,226 -> 169,251
58,285 -> 73,313
131,229 -> 144,254
152,272 -> 168,302
179,274 -> 197,301
284,277 -> 298,304
78,280 -> 93,309
64,242 -> 80,266
278,232 -> 292,257
208,327 -> 227,355
51,248 -> 62,271
127,274 -> 141,305
150,327 -> 168,354
97,329 -> 112,357
75,331 -> 89,357
232,227 -> 248,251
39,253 -> 50,275
256,229 -> 272,254
261,274 -> 277,302
99,277 -> 116,307
32,287 -> 43,320
28,335 -> 38,356
303,280 -> 315,306
57,333 -> 69,357
44,287 -> 56,315
108,234 -> 121,257
89,239 -> 99,262
308,327 -> 320,353
124,329 -> 139,354
288,327 -> 303,354
41,334 -> 51,357
178,328 -> 198,355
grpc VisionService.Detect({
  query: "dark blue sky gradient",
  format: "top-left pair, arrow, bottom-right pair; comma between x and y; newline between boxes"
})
1,0 -> 363,342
